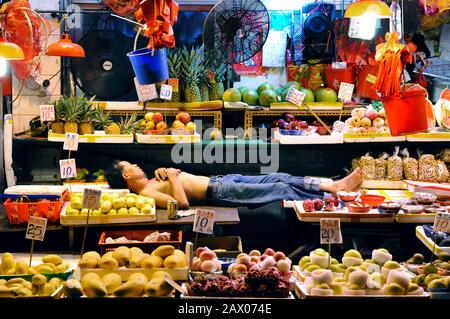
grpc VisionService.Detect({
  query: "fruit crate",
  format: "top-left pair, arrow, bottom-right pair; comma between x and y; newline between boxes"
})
98,229 -> 182,255
3,197 -> 65,225
415,226 -> 450,256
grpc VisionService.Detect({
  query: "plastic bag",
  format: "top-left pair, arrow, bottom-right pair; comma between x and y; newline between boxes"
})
387,146 -> 403,181
441,149 -> 450,162
102,0 -> 140,16
375,153 -> 388,180
418,153 -> 437,182
352,158 -> 361,172
360,153 -> 375,180
436,160 -> 450,182
402,148 -> 418,181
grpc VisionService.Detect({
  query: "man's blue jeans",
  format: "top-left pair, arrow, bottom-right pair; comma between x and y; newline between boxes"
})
206,173 -> 324,207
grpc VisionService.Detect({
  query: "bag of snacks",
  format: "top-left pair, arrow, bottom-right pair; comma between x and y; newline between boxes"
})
387,147 -> 403,181
401,148 -> 418,181
441,148 -> 450,162
436,160 -> 450,182
375,153 -> 388,180
360,153 -> 375,180
352,158 -> 361,172
418,153 -> 437,182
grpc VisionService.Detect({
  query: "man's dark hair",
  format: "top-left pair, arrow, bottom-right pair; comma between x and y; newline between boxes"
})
105,160 -> 128,189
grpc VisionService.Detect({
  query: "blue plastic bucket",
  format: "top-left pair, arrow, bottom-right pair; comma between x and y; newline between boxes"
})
127,48 -> 169,85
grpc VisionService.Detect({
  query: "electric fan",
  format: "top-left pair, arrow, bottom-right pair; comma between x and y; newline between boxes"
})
202,0 -> 270,64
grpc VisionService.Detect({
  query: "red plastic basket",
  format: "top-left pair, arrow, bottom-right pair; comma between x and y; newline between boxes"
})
356,64 -> 380,100
324,64 -> 356,92
3,197 -> 64,225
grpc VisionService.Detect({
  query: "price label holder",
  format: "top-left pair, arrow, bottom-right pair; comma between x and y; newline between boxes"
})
285,87 -> 305,106
134,78 -> 159,102
160,84 -> 173,101
59,159 -> 77,179
40,104 -> 55,122
338,82 -> 355,102
26,216 -> 48,266
80,188 -> 102,256
431,212 -> 450,261
193,209 -> 215,250
63,133 -> 79,151
320,218 -> 342,268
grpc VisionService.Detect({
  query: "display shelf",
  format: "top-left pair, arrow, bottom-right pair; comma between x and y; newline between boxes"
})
145,100 -> 223,111
416,226 -> 450,255
343,133 -> 406,143
135,132 -> 201,144
362,180 -> 407,190
269,101 -> 344,111
92,101 -> 145,111
273,131 -> 344,144
396,212 -> 435,224
407,131 -> 450,142
180,284 -> 295,299
48,132 -> 134,144
405,181 -> 450,198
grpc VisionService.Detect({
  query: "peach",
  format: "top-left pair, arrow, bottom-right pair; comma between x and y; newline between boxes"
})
227,263 -> 236,273
372,118 -> 385,128
349,117 -> 361,128
367,126 -> 379,133
192,258 -> 202,271
236,254 -> 251,265
199,250 -> 216,262
172,120 -> 185,129
247,262 -> 256,270
378,108 -> 386,118
360,117 -> 372,129
273,251 -> 286,262
264,248 -> 275,256
260,255 -> 267,262
152,112 -> 164,124
195,247 -> 207,258
200,260 -> 217,273
250,256 -> 261,263
365,109 -> 379,121
233,264 -> 248,273
214,260 -> 222,272
277,259 -> 291,274
176,112 -> 191,124
249,250 -> 261,257
261,256 -> 276,269
156,121 -> 168,131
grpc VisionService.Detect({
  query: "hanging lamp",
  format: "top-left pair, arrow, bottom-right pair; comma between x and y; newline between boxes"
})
345,0 -> 391,18
46,34 -> 85,58
0,30 -> 24,60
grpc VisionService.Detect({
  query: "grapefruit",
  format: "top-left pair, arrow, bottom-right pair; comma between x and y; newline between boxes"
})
284,81 -> 302,90
300,88 -> 315,103
257,83 -> 275,95
314,88 -> 337,102
242,90 -> 259,106
238,86 -> 249,96
258,89 -> 278,107
223,88 -> 241,102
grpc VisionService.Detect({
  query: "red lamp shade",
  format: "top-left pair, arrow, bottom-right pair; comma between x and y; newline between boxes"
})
46,34 -> 85,58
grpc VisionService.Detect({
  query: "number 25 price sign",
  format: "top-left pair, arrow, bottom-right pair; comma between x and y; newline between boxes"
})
26,216 -> 48,266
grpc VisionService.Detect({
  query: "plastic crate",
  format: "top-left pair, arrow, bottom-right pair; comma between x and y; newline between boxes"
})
3,197 -> 64,225
98,229 -> 182,255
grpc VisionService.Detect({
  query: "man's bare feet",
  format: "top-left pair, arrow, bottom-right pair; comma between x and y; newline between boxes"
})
320,168 -> 363,194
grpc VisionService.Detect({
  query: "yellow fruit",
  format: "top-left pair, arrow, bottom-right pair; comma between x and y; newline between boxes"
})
15,287 -> 32,297
100,200 -> 112,213
113,280 -> 145,297
145,121 -> 155,130
7,278 -> 26,286
0,279 -> 6,286
151,245 -> 175,258
102,273 -> 122,295
144,112 -> 154,122
21,281 -> 32,291
42,254 -> 63,266
81,273 -> 101,286
0,286 -> 14,297
31,274 -> 47,286
83,251 -> 101,260
145,277 -> 173,297
54,262 -> 69,273
141,255 -> 163,269
102,251 -> 113,259
35,265 -> 54,274
108,209 -> 117,215
48,277 -> 62,289
112,197 -> 126,209
163,255 -> 187,269
5,268 -> 15,275
128,272 -> 149,285
126,197 -> 135,208
67,207 -> 80,215
14,260 -> 29,274
146,198 -> 156,207
173,250 -> 186,258
71,197 -> 82,210
117,207 -> 128,215
101,193 -> 111,201
140,119 -> 147,127
135,198 -> 146,210
1,253 -> 14,273
81,278 -> 107,297
152,271 -> 169,279
130,247 -> 144,257
38,283 -> 56,296
98,256 -> 119,270
112,246 -> 132,267
128,207 -> 140,215
140,205 -> 153,214
78,258 -> 98,269
64,279 -> 83,298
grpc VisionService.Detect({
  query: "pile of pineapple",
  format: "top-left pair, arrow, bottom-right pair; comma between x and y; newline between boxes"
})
66,192 -> 155,216
50,95 -> 141,136
162,46 -> 226,103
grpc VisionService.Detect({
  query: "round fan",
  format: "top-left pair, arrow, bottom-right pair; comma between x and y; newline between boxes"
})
71,29 -> 146,100
203,0 -> 270,64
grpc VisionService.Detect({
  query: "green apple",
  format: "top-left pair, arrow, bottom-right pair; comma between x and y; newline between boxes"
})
70,197 -> 82,210
100,200 -> 112,213
80,209 -> 89,216
101,193 -> 111,202
66,207 -> 79,216
112,197 -> 126,209
140,205 -> 153,214
117,207 -> 128,215
126,197 -> 135,208
145,197 -> 155,207
91,210 -> 101,216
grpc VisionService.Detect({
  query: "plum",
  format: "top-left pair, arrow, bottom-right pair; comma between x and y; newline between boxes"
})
313,198 -> 324,210
274,119 -> 288,129
283,113 -> 296,123
303,199 -> 315,212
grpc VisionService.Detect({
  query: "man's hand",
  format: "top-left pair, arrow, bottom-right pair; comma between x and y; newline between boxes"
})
167,168 -> 181,177
154,168 -> 168,181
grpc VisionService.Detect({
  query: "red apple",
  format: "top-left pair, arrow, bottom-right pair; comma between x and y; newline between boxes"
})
156,121 -> 168,131
176,112 -> 191,124
246,262 -> 256,270
365,109 -> 379,121
172,120 -> 185,129
260,255 -> 267,262
264,248 -> 275,256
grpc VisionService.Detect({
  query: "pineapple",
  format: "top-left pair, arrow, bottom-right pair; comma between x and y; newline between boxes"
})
181,46 -> 203,103
63,96 -> 81,133
78,97 -> 95,135
198,56 -> 210,102
208,59 -> 226,101
167,48 -> 182,102
93,109 -> 120,135
119,113 -> 141,135
50,99 -> 65,134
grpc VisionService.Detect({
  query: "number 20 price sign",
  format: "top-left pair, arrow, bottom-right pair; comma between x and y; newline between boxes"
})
320,218 -> 342,245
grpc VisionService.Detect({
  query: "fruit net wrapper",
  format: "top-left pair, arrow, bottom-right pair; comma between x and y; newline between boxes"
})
418,153 -> 437,182
360,154 -> 375,180
436,160 -> 450,182
375,153 -> 388,180
401,148 -> 418,181
387,147 -> 403,181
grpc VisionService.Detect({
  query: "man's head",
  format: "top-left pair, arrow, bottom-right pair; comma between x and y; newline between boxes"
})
105,160 -> 147,192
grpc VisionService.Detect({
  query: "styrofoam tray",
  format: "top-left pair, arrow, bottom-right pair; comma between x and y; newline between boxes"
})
135,132 -> 200,144
180,284 -> 295,299
362,180 -> 407,190
48,131 -> 134,144
59,202 -> 156,226
416,226 -> 450,255
273,131 -> 343,144
344,133 -> 406,143
4,185 -> 68,196
407,131 -> 450,142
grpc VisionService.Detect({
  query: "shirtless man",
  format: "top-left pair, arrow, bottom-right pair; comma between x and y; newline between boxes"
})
105,161 -> 363,209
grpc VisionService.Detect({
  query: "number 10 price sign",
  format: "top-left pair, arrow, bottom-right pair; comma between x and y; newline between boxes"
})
193,209 -> 215,249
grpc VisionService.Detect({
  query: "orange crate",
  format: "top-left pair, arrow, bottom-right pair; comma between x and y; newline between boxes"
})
3,197 -> 64,225
98,229 -> 182,255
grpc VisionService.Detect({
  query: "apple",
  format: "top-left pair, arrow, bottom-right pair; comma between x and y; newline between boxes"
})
156,121 -> 168,131
176,112 -> 191,124
264,248 -> 275,256
145,121 -> 155,130
273,251 -> 286,261
152,112 -> 164,124
372,118 -> 385,128
249,250 -> 261,257
357,127 -> 367,133
378,108 -> 386,118
185,122 -> 196,132
343,126 -> 358,134
351,108 -> 365,119
365,109 -> 379,121
144,112 -> 154,122
172,120 -> 185,129
349,117 -> 361,128
360,117 -> 372,129
379,126 -> 390,134
196,247 -> 207,258
367,126 -> 379,133
316,126 -> 329,135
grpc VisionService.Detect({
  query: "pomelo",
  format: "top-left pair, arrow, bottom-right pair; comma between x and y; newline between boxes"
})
258,89 -> 278,107
242,90 -> 259,106
238,86 -> 249,95
314,88 -> 337,102
223,88 -> 241,102
257,83 -> 275,95
284,81 -> 302,90
300,88 -> 315,103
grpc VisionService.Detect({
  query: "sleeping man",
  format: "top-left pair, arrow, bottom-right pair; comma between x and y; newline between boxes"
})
105,161 -> 363,209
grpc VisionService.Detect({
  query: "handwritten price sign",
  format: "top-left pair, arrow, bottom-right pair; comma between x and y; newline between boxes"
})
285,88 -> 305,106
160,84 -> 173,101
434,212 -> 450,233
59,159 -> 77,179
134,78 -> 159,102
82,188 -> 102,210
193,210 -> 215,235
320,218 -> 342,244
40,105 -> 55,122
338,82 -> 355,102
63,133 -> 79,151
26,216 -> 47,241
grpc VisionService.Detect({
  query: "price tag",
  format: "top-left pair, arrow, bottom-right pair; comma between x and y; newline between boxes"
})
63,133 -> 79,151
59,159 -> 77,179
320,218 -> 342,244
285,87 -> 305,106
338,82 -> 355,102
82,188 -> 102,210
26,216 -> 47,241
433,212 -> 450,233
134,78 -> 159,102
168,78 -> 179,93
366,74 -> 377,84
39,104 -> 55,122
193,209 -> 215,235
160,84 -> 173,101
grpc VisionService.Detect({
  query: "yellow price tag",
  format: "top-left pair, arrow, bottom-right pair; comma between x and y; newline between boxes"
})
366,74 -> 377,84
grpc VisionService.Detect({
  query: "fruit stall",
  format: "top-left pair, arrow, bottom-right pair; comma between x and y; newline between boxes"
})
2,0 -> 450,313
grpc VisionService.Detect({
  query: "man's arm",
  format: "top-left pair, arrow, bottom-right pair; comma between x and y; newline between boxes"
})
166,168 -> 189,209
139,188 -> 177,209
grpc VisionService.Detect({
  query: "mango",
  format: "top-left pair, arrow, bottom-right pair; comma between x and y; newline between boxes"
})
15,260 -> 29,275
0,286 -> 14,297
141,255 -> 163,269
81,272 -> 101,286
35,265 -> 54,274
81,278 -> 107,297
163,255 -> 187,269
48,278 -> 62,290
38,283 -> 56,296
151,245 -> 175,258
31,274 -> 47,286
5,268 -> 16,275
21,281 -> 33,291
82,251 -> 101,261
145,277 -> 173,297
112,246 -> 131,267
102,273 -> 122,295
1,253 -> 14,273
129,253 -> 148,269
113,280 -> 145,297
15,287 -> 32,297
42,254 -> 63,266
54,262 -> 69,273
64,279 -> 84,298
174,249 -> 186,258
128,272 -> 148,285
98,256 -> 119,270
78,258 -> 98,269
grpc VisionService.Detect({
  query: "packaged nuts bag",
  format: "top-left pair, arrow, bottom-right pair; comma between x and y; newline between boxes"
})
418,153 -> 437,182
360,153 -> 375,180
441,148 -> 450,162
374,153 -> 388,180
387,147 -> 403,181
352,158 -> 361,172
436,160 -> 450,182
401,148 -> 418,181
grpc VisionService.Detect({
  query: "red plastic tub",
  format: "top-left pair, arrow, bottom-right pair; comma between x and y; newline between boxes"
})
356,64 -> 380,100
382,85 -> 428,136
4,197 -> 64,225
324,64 -> 356,92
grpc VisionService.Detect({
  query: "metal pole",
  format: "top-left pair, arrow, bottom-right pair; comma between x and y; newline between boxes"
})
0,85 -> 4,193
